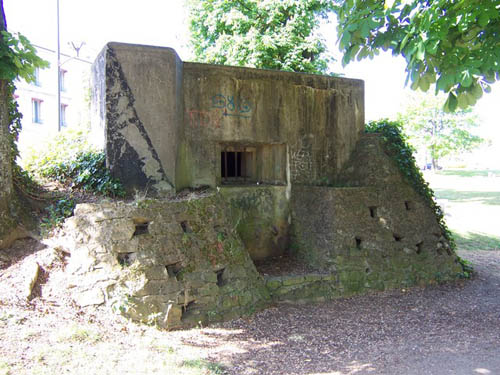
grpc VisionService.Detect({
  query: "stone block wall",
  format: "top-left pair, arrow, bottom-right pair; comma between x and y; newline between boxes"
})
289,134 -> 463,290
58,133 -> 467,328
60,195 -> 270,329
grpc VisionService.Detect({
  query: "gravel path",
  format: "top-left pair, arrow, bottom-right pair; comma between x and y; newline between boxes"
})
207,250 -> 500,375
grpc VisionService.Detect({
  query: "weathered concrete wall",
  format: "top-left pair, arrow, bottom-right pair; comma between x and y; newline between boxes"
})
92,42 -> 364,194
181,62 -> 364,189
92,42 -> 364,259
92,43 -> 183,195
60,194 -> 270,329
219,186 -> 289,260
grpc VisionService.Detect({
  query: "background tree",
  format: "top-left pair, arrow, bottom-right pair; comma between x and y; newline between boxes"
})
188,0 -> 335,74
334,0 -> 500,111
397,92 -> 483,169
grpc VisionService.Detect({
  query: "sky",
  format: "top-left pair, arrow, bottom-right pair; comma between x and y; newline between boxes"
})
4,0 -> 499,143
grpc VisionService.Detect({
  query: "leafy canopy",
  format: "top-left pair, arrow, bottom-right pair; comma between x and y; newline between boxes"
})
334,0 -> 500,111
397,92 -> 483,168
188,0 -> 335,74
0,30 -> 48,82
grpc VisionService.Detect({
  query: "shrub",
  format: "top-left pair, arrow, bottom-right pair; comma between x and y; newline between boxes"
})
40,198 -> 76,234
23,128 -> 124,197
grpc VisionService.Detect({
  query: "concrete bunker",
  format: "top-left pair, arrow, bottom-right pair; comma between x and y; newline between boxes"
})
69,42 -> 469,329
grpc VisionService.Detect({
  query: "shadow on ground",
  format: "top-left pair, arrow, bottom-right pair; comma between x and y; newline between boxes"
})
0,237 -> 46,270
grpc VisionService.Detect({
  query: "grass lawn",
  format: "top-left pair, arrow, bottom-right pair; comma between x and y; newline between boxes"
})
426,169 -> 500,250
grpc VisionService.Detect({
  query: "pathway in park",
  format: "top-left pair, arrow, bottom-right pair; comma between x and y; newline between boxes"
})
206,250 -> 500,375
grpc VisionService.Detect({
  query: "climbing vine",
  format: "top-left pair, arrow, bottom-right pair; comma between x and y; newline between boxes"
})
1,30 -> 48,190
365,119 -> 456,250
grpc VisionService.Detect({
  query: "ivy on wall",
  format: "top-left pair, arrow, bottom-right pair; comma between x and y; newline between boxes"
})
1,30 -> 48,189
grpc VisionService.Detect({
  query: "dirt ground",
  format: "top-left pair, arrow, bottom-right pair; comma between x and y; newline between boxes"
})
1,238 -> 499,375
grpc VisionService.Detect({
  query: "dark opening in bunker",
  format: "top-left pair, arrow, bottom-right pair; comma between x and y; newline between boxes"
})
221,147 -> 255,183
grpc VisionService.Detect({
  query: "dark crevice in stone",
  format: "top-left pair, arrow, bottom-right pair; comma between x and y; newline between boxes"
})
133,222 -> 150,236
181,301 -> 196,318
216,268 -> 226,287
393,234 -> 403,242
117,252 -> 136,266
416,241 -> 424,254
369,206 -> 377,218
405,201 -> 413,210
180,221 -> 191,233
166,263 -> 183,280
355,237 -> 362,249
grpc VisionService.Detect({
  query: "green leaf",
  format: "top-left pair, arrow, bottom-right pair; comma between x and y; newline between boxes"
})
478,12 -> 489,27
471,82 -> 483,100
457,92 -> 468,109
339,31 -> 351,49
332,0 -> 500,107
425,39 -> 440,55
460,71 -> 473,88
444,93 -> 458,113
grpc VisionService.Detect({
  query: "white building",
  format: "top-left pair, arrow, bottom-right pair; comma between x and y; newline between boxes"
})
14,44 -> 92,157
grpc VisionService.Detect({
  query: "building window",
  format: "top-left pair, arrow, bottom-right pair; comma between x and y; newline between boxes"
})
32,98 -> 43,124
221,146 -> 256,184
59,69 -> 67,92
60,104 -> 68,127
33,68 -> 41,87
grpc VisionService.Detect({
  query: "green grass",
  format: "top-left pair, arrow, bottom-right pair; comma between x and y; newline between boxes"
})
427,169 -> 500,251
433,189 -> 500,206
436,169 -> 500,177
183,359 -> 227,374
56,324 -> 103,344
452,231 -> 500,251
3,323 -> 228,375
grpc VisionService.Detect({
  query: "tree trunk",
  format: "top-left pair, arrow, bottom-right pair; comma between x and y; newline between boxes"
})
0,0 -> 22,248
431,156 -> 438,170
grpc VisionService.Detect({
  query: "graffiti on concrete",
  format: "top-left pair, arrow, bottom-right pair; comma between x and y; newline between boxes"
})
186,94 -> 253,129
186,110 -> 223,129
211,93 -> 252,118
